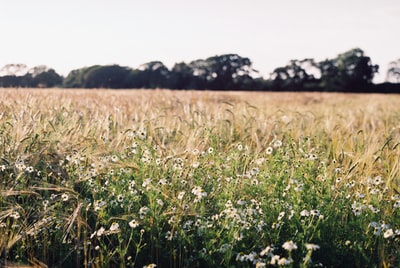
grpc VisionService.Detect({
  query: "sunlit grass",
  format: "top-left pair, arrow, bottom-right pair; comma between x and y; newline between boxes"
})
0,88 -> 399,267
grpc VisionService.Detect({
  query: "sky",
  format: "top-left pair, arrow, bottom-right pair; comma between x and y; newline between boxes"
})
1,0 -> 399,82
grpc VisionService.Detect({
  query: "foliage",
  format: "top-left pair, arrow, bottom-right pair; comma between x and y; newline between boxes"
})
0,65 -> 62,88
0,89 -> 400,267
1,48 -> 399,91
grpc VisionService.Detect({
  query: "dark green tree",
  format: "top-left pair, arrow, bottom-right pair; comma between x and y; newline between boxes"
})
319,48 -> 378,91
271,59 -> 320,91
186,54 -> 257,90
128,61 -> 170,88
30,69 -> 63,88
168,62 -> 197,89
63,67 -> 93,88
83,65 -> 132,88
0,75 -> 23,87
64,65 -> 132,88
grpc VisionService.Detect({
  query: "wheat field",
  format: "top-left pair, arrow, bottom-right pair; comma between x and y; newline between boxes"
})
0,88 -> 399,267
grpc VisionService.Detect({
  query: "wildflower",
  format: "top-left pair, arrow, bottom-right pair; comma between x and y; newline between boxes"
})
129,219 -> 139,228
305,243 -> 320,251
373,176 -> 384,185
369,222 -> 382,235
355,192 -> 366,199
251,167 -> 259,175
156,199 -> 164,206
191,186 -> 207,202
351,201 -> 366,216
270,255 -> 281,265
369,188 -> 380,195
94,199 -> 106,211
117,194 -> 124,202
237,144 -> 243,151
25,166 -> 34,173
345,180 -> 356,188
233,232 -> 243,241
157,178 -> 168,185
142,178 -> 152,188
208,147 -> 214,154
237,200 -> 246,205
288,209 -> 295,219
177,191 -> 185,200
61,193 -> 69,201
96,227 -> 105,237
310,209 -> 321,217
192,162 -> 200,168
143,264 -> 156,268
109,222 -> 120,232
138,129 -> 147,140
308,154 -> 318,160
236,252 -> 246,262
266,147 -> 273,155
278,257 -> 293,266
273,140 -> 282,148
256,158 -> 265,165
111,155 -> 119,162
42,200 -> 49,208
165,231 -> 174,240
277,211 -> 285,221
282,240 -> 297,252
300,210 -> 309,217
260,246 -> 273,256
255,262 -> 266,268
368,205 -> 380,213
141,155 -> 151,164
394,200 -> 400,208
384,229 -> 394,238
391,194 -> 400,201
139,206 -> 150,219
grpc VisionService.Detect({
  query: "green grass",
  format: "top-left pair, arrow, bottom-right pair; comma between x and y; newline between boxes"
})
0,89 -> 399,267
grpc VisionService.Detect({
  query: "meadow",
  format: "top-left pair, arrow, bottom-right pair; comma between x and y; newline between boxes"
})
0,88 -> 399,267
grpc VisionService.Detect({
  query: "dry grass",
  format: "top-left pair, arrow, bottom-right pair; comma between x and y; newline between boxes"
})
1,88 -> 400,267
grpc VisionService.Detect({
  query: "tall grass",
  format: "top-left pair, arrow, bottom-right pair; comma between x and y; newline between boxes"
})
0,89 -> 399,267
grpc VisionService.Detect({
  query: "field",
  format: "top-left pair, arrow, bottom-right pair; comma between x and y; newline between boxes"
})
0,88 -> 399,267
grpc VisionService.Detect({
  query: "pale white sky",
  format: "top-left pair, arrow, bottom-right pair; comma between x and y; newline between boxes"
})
1,0 -> 399,82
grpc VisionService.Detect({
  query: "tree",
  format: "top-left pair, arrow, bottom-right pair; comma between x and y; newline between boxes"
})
169,62 -> 196,89
386,59 -> 400,83
64,65 -> 132,88
271,59 -> 320,91
30,69 -> 63,88
83,65 -> 132,88
320,48 -> 378,91
0,75 -> 23,87
128,61 -> 170,88
186,54 -> 257,90
63,68 -> 90,88
0,64 -> 29,87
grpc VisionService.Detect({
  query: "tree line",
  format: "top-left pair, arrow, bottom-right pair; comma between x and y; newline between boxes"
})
1,48 -> 400,92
